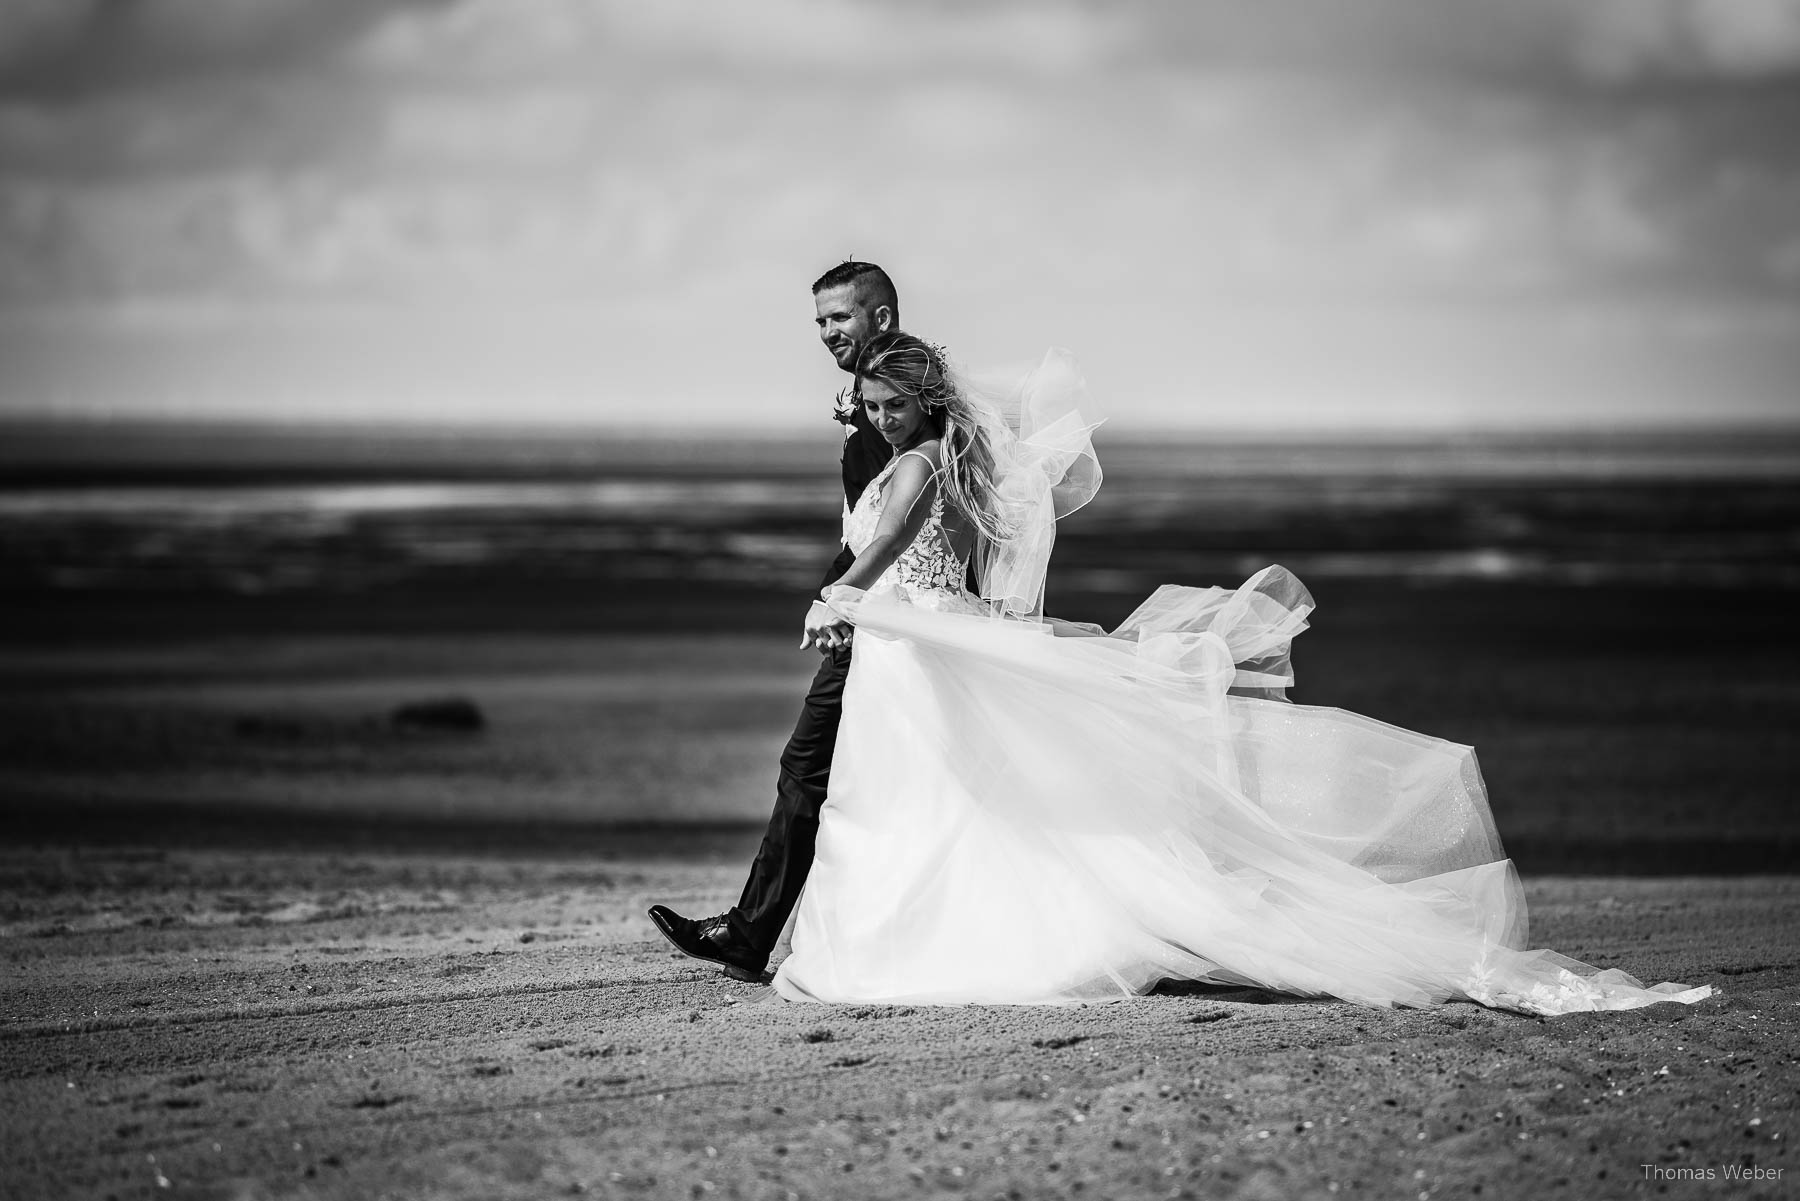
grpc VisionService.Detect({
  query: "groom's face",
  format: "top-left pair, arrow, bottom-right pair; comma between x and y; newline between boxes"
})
814,283 -> 892,373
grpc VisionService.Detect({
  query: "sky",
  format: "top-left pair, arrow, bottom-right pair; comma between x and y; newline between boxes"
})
1,0 -> 1798,432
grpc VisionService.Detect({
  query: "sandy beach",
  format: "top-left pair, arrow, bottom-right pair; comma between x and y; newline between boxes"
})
4,0 -> 1798,1186
3,440 -> 1794,1198
2,845 -> 1793,1201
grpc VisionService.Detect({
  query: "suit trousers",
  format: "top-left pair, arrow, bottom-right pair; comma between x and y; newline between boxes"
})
727,643 -> 852,953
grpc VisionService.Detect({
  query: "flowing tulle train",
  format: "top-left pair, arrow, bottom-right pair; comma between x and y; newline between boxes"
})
773,567 -> 1713,1015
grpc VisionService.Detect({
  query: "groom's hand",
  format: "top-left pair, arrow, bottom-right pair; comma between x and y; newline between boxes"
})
801,601 -> 854,653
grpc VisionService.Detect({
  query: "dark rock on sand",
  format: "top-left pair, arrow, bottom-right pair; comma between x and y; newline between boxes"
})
390,696 -> 485,733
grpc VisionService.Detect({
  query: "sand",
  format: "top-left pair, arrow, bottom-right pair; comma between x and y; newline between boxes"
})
3,586 -> 1795,1200
8,614 -> 1795,871
3,846 -> 1793,1201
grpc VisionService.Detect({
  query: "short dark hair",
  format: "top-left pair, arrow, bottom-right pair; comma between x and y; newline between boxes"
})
811,260 -> 899,324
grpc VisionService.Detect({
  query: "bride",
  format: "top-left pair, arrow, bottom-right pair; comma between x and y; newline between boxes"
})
772,331 -> 1712,1016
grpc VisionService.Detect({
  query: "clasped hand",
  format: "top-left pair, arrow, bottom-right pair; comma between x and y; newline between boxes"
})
801,600 -> 853,653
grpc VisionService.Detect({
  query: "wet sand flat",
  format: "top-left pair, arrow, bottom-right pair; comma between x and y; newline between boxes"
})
4,613 -> 1797,871
3,847 -> 1794,1201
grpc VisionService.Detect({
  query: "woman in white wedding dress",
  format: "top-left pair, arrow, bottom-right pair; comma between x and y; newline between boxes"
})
773,332 -> 1712,1017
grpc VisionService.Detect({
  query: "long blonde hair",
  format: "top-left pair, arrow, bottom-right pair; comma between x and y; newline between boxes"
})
856,332 -> 1012,545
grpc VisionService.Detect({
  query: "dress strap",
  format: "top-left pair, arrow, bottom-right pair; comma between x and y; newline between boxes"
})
894,448 -> 941,474
895,449 -> 948,518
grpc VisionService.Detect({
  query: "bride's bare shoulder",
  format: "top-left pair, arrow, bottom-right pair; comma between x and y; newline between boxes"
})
901,438 -> 945,471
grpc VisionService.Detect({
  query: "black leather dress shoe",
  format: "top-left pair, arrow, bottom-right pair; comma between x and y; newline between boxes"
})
647,905 -> 770,983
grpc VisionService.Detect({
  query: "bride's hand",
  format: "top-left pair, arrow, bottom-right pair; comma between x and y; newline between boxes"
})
801,601 -> 853,653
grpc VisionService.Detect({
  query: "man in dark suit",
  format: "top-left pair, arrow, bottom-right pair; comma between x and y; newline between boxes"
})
647,261 -> 898,981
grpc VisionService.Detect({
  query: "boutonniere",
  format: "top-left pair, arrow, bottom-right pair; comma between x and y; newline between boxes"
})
832,385 -> 857,427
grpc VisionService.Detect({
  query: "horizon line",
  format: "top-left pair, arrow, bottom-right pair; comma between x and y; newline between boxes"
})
6,412 -> 1800,443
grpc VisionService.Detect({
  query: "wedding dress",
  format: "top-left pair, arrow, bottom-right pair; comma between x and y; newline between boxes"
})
772,355 -> 1712,1016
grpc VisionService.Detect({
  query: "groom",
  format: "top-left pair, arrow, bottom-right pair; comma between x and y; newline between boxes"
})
647,260 -> 899,981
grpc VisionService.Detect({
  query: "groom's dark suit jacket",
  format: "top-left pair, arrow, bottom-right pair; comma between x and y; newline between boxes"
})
821,399 -> 892,589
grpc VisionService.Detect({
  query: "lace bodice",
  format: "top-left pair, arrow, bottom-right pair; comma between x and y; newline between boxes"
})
841,449 -> 972,607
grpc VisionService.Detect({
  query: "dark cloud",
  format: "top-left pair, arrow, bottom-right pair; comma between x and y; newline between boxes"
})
1124,0 -> 1800,90
1571,0 -> 1800,83
0,0 -> 1794,425
0,0 -> 441,97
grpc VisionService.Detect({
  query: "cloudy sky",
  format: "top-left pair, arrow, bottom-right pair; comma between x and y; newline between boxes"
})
2,0 -> 1797,432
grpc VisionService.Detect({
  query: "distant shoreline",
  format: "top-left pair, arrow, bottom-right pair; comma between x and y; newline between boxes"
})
4,417 -> 1799,486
